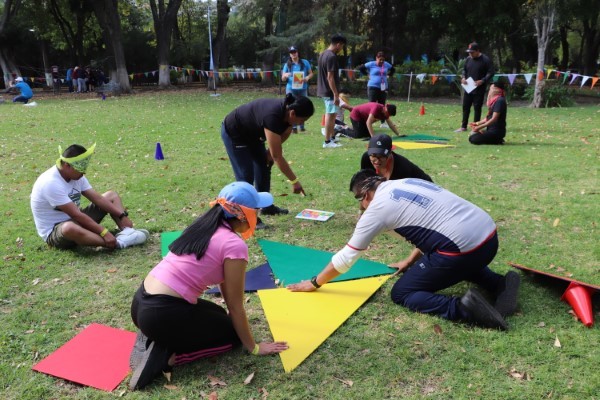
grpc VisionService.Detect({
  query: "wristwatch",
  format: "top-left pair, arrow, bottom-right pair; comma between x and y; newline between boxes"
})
118,211 -> 129,219
310,276 -> 321,289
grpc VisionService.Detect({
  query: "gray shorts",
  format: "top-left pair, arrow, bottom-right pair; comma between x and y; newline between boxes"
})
46,204 -> 107,249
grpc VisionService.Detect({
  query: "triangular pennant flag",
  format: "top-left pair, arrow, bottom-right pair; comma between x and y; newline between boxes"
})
591,77 -> 598,88
569,73 -> 579,85
416,73 -> 426,83
546,69 -> 553,79
445,75 -> 454,84
129,74 -> 134,80
258,240 -> 393,285
508,74 -> 517,85
524,73 -> 533,84
392,141 -> 455,150
580,76 -> 589,87
555,71 -> 561,79
562,73 -> 569,84
258,275 -> 390,372
32,324 -> 135,391
431,75 -> 438,84
537,70 -> 544,81
347,70 -> 354,79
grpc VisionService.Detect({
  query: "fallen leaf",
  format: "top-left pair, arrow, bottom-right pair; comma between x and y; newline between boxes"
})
433,324 -> 443,335
209,391 -> 218,400
243,372 -> 255,385
334,376 -> 354,387
25,329 -> 34,334
259,387 -> 269,399
537,322 -> 546,327
106,268 -> 118,273
117,389 -> 127,397
553,218 -> 560,227
554,336 -> 561,348
32,278 -> 41,285
208,375 -> 227,387
164,384 -> 178,390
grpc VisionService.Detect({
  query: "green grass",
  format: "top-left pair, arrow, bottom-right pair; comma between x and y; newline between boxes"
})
0,90 -> 598,399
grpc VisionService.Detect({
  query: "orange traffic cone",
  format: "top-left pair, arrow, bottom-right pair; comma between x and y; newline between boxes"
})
321,114 -> 326,126
560,282 -> 595,327
419,103 -> 425,116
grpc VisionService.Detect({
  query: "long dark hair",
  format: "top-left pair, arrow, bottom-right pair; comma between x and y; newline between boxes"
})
284,93 -> 314,118
169,205 -> 232,260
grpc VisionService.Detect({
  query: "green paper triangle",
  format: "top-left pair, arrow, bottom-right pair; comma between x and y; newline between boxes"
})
258,239 -> 393,285
161,231 -> 182,257
391,134 -> 449,141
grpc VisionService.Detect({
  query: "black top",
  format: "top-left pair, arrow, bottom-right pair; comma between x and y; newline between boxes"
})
360,151 -> 433,182
317,49 -> 340,98
223,98 -> 290,145
486,97 -> 507,137
463,54 -> 494,92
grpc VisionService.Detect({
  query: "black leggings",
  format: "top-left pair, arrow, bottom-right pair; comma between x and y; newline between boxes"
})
131,283 -> 241,365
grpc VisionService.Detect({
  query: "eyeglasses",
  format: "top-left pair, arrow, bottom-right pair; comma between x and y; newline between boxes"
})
368,153 -> 387,160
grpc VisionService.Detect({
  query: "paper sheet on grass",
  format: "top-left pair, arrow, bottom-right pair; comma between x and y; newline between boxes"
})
161,230 -> 182,257
295,209 -> 335,222
32,323 -> 135,391
205,263 -> 278,294
391,134 -> 449,142
258,275 -> 390,372
258,239 -> 394,286
392,141 -> 455,150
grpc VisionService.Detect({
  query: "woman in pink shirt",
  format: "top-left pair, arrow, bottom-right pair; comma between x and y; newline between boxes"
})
129,182 -> 288,390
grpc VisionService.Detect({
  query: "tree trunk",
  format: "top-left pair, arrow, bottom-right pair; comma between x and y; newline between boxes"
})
531,3 -> 555,108
214,0 -> 230,69
149,0 -> 184,87
559,25 -> 569,71
581,19 -> 600,76
89,0 -> 131,93
0,0 -> 22,87
261,6 -> 274,84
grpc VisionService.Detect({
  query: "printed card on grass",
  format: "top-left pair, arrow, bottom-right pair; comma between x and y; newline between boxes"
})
295,209 -> 334,222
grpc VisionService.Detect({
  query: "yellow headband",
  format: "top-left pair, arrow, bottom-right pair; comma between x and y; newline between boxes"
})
56,143 -> 96,173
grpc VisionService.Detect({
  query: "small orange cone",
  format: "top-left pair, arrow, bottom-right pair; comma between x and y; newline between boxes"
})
560,282 -> 594,327
419,103 -> 425,116
321,114 -> 326,126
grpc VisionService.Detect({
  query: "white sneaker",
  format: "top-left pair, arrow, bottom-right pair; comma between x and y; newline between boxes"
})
323,141 -> 342,148
136,229 -> 150,239
116,229 -> 148,249
321,127 -> 326,136
24,101 -> 38,107
380,122 -> 389,129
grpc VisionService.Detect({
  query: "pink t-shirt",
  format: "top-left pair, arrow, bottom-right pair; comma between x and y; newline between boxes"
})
349,102 -> 386,122
150,224 -> 248,304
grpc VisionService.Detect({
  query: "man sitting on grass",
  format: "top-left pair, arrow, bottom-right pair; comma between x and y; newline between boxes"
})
30,143 -> 149,250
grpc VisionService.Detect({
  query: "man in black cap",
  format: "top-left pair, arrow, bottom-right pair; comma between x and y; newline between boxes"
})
469,81 -> 508,145
455,42 -> 494,133
360,134 -> 432,181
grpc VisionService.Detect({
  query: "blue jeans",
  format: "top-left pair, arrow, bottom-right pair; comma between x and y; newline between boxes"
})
221,124 -> 271,192
13,95 -> 31,104
286,88 -> 308,130
390,233 -> 502,321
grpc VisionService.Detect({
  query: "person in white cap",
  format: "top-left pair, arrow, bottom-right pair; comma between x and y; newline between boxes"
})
7,77 -> 34,104
129,181 -> 288,391
30,143 -> 149,250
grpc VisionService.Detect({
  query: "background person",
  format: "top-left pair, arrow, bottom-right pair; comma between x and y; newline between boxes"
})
288,170 -> 520,330
317,33 -> 347,148
348,102 -> 401,138
360,134 -> 433,181
30,143 -> 148,250
455,42 -> 494,132
281,46 -> 314,133
469,81 -> 508,145
358,51 -> 395,104
129,182 -> 288,391
7,77 -> 33,104
220,94 -> 313,224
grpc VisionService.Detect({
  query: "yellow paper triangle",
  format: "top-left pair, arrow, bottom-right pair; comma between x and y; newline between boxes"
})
392,141 -> 455,150
258,275 -> 390,372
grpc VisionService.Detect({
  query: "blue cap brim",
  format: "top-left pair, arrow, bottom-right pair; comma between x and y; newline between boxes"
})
256,192 -> 274,208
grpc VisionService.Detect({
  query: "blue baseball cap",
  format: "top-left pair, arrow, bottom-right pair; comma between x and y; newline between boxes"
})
218,182 -> 273,209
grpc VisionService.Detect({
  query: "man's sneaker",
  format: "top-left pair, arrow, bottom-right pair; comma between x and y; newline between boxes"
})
292,128 -> 298,134
323,141 -> 342,148
331,135 -> 340,143
494,271 -> 520,317
460,288 -> 508,330
129,330 -> 150,370
299,127 -> 306,132
380,122 -> 389,129
116,229 -> 148,249
128,341 -> 172,390
261,205 -> 289,215
454,127 -> 467,132
256,217 -> 267,230
321,127 -> 326,136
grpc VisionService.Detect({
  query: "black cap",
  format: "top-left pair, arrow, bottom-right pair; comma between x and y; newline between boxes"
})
368,134 -> 393,156
288,46 -> 298,52
466,42 -> 480,52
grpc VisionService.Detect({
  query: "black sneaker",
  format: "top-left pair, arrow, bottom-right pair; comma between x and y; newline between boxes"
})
261,205 -> 289,215
460,288 -> 508,331
256,217 -> 267,230
129,330 -> 150,370
494,271 -> 520,317
129,341 -> 172,391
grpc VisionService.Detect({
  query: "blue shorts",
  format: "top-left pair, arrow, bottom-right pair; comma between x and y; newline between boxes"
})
322,97 -> 340,114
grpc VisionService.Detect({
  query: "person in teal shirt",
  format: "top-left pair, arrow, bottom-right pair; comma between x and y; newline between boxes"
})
281,46 -> 314,133
9,77 -> 34,104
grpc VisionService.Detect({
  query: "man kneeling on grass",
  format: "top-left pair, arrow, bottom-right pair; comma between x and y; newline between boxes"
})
30,143 -> 149,250
289,169 -> 520,330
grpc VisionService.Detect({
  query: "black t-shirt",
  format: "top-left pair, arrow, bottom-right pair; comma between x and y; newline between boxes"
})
360,151 -> 433,182
486,97 -> 507,137
317,49 -> 339,98
223,98 -> 290,145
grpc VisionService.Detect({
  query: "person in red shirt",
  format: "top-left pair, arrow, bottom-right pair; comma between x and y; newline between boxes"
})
348,102 -> 401,138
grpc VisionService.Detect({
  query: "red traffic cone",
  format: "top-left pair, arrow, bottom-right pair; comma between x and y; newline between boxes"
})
560,282 -> 595,327
155,142 -> 164,160
321,114 -> 326,126
419,103 -> 425,116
